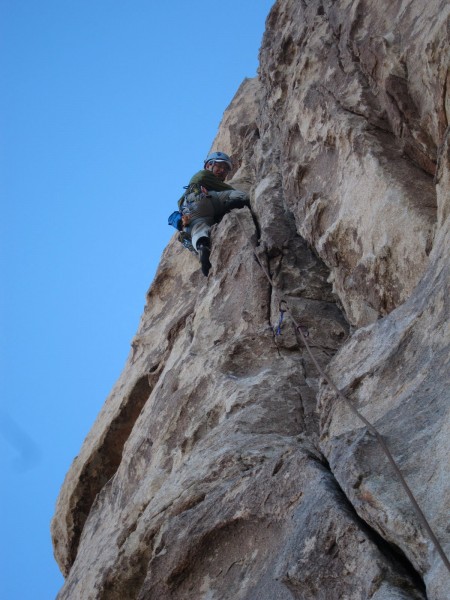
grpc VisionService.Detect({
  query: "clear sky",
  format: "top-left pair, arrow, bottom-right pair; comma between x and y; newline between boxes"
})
0,1 -> 274,597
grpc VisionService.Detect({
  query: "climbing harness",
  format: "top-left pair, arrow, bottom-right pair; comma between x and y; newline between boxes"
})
234,211 -> 450,575
169,185 -> 212,254
178,184 -> 209,212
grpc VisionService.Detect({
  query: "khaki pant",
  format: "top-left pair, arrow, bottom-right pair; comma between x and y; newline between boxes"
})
182,190 -> 249,251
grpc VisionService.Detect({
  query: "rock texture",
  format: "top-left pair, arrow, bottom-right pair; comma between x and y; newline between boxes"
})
52,1 -> 450,598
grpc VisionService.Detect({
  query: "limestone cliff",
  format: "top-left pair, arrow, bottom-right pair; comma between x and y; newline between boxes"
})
52,1 -> 450,598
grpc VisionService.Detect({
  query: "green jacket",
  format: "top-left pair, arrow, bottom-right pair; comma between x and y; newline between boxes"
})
178,170 -> 234,209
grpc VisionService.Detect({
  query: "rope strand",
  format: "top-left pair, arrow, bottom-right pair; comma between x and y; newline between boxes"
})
235,211 -> 450,574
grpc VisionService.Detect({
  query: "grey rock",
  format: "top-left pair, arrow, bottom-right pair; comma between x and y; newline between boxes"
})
52,1 -> 450,598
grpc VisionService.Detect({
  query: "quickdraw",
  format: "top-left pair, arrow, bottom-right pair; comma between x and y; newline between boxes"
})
274,301 -> 287,336
234,210 -> 450,574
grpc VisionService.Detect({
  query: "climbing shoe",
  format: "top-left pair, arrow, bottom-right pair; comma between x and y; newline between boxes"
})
196,238 -> 211,277
226,197 -> 250,211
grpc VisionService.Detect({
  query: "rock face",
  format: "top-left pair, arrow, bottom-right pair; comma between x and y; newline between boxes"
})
52,1 -> 450,598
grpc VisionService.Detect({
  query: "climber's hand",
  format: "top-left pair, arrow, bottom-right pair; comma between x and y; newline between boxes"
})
182,214 -> 192,227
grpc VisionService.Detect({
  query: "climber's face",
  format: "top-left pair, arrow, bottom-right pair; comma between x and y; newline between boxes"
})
207,161 -> 230,181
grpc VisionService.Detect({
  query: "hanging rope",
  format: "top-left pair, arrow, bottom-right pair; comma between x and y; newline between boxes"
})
235,211 -> 450,574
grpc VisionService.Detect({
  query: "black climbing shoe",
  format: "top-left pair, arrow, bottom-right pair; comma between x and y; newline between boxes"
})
226,197 -> 250,211
196,238 -> 211,276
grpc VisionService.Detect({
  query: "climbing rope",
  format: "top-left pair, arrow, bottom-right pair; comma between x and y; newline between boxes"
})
235,211 -> 450,574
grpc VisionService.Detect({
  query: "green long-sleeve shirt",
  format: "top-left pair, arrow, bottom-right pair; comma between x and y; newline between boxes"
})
178,170 -> 234,209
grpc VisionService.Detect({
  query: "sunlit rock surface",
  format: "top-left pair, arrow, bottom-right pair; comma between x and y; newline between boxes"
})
52,1 -> 449,598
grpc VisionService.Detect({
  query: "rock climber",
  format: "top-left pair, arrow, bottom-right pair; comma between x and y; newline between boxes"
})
170,151 -> 250,276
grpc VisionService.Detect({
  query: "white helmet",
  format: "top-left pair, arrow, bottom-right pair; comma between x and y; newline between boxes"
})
204,151 -> 232,171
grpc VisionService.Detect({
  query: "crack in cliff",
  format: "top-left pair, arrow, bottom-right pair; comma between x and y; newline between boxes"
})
53,1 -> 450,595
56,310 -> 195,576
442,68 -> 449,130
319,455 -> 428,598
59,374 -> 153,574
325,2 -> 439,180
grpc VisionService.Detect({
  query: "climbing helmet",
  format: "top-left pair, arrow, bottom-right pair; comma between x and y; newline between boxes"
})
204,151 -> 232,171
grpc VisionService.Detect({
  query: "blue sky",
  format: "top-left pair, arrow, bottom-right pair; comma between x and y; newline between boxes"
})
0,1 -> 274,597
